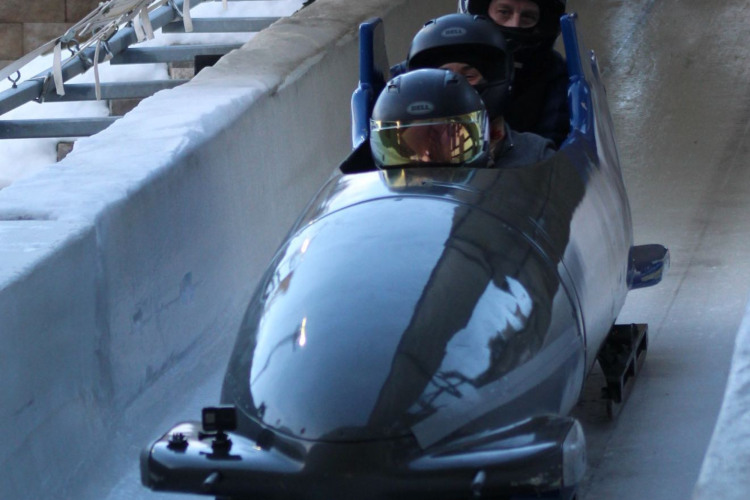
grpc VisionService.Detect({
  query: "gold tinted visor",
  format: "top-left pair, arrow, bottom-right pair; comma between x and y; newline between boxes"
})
370,111 -> 487,168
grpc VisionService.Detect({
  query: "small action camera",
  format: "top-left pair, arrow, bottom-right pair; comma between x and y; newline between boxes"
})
202,406 -> 238,433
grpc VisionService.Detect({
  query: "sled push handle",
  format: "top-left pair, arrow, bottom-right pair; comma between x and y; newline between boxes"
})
351,18 -> 390,149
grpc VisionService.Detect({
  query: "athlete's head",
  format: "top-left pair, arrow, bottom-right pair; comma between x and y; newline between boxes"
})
406,14 -> 513,121
459,0 -> 566,54
370,69 -> 490,169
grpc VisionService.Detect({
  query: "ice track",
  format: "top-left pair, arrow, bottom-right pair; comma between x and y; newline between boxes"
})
570,0 -> 750,499
61,1 -> 750,499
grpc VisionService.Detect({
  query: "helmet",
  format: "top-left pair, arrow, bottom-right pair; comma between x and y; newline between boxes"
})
406,14 -> 513,121
458,0 -> 566,53
370,69 -> 490,169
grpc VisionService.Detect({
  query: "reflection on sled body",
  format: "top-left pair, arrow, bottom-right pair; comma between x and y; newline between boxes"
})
140,14 -> 668,500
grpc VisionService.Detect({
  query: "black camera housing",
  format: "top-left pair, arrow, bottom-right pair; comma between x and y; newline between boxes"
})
201,406 -> 238,433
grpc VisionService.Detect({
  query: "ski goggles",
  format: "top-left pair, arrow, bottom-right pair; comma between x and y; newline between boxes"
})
370,110 -> 488,168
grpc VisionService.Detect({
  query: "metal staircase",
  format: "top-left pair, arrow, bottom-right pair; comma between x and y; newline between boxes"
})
0,0 -> 288,140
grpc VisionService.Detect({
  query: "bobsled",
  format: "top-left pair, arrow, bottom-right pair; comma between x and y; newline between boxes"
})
140,13 -> 669,500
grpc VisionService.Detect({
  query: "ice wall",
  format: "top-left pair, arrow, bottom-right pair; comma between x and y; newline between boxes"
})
693,297 -> 750,500
0,0 -> 454,498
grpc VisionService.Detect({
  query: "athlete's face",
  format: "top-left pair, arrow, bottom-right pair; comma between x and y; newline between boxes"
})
488,0 -> 541,29
439,63 -> 485,86
400,123 -> 461,163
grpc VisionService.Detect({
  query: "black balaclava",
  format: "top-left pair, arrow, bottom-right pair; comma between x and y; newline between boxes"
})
459,0 -> 566,77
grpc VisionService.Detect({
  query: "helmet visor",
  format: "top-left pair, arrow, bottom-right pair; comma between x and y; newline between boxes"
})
370,111 -> 488,168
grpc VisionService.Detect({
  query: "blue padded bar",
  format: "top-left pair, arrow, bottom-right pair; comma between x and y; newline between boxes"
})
351,18 -> 390,149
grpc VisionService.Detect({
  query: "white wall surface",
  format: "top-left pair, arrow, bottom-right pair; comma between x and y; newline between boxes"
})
693,298 -> 750,500
0,0 -> 455,498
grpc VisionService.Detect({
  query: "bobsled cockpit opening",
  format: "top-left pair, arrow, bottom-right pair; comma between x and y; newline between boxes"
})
342,13 -> 599,176
380,167 -> 477,190
339,140 -> 377,174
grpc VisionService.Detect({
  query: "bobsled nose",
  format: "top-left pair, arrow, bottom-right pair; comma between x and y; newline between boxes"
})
142,415 -> 584,500
222,195 -> 583,444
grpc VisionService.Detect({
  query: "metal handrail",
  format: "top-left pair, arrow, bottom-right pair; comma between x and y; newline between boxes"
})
0,0 -> 292,140
0,0 -> 209,117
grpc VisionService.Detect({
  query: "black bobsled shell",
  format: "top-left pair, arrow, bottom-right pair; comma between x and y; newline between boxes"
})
222,169 -> 585,445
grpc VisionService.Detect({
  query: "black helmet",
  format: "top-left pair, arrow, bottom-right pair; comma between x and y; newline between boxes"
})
370,69 -> 490,169
458,0 -> 566,53
406,14 -> 513,121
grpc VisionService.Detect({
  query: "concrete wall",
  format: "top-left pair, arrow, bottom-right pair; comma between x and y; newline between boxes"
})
0,0 -> 454,498
692,298 -> 750,500
0,0 -> 98,68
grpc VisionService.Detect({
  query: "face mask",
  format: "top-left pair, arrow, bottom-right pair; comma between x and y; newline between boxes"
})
474,80 -> 512,121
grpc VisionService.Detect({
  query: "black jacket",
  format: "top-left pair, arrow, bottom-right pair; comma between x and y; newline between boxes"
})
489,122 -> 556,169
505,50 -> 569,148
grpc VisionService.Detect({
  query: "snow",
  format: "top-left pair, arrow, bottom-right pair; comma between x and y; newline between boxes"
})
144,0 -> 307,46
0,0 -> 306,190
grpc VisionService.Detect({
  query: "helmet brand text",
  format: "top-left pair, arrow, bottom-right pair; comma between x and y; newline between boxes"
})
407,101 -> 435,115
441,27 -> 467,38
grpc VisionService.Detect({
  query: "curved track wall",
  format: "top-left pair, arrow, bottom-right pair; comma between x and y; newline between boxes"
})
0,0 -> 454,498
693,297 -> 750,500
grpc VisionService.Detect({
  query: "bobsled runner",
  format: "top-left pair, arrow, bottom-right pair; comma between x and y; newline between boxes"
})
140,13 -> 669,500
